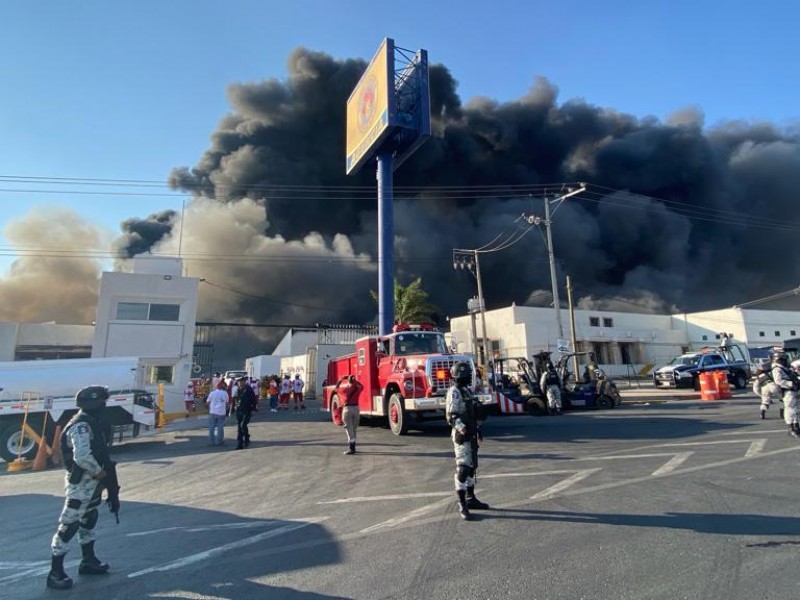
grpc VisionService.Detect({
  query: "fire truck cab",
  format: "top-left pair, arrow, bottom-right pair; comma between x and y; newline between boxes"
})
322,323 -> 495,435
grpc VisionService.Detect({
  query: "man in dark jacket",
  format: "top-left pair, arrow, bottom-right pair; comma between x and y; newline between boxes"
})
235,377 -> 257,449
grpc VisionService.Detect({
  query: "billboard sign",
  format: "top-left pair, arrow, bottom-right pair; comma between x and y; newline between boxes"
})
346,38 -> 395,175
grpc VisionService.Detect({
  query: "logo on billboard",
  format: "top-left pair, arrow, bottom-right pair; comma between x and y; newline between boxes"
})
357,75 -> 378,133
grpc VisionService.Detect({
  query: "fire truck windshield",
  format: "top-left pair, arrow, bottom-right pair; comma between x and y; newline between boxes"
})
393,332 -> 447,356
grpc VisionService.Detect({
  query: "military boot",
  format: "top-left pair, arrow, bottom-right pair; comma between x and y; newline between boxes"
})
760,409 -> 766,420
46,554 -> 73,589
456,490 -> 471,521
78,541 -> 109,575
343,442 -> 355,455
466,486 -> 490,510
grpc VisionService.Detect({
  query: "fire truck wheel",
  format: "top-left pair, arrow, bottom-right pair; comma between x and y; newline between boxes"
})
330,395 -> 344,427
387,393 -> 408,436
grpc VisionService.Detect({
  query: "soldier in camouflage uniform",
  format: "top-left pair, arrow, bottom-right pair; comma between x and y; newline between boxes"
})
446,361 -> 490,521
47,385 -> 120,590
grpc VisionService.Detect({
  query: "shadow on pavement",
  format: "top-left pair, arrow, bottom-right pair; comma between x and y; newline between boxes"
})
487,507 -> 800,538
481,414 -> 748,444
1,493 -> 349,599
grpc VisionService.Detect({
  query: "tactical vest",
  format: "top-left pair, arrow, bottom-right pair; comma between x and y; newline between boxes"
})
61,411 -> 111,481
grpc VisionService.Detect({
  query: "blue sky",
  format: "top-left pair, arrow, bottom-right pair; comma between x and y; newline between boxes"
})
0,0 -> 795,255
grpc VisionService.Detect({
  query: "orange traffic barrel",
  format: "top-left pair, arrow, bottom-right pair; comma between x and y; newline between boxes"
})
714,370 -> 732,399
699,372 -> 719,401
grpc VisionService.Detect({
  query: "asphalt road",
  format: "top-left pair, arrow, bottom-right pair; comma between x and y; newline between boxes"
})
3,391 -> 799,600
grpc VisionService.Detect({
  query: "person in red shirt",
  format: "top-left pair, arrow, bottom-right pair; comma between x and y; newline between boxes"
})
336,375 -> 363,455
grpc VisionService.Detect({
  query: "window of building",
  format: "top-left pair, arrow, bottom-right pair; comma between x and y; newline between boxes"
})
117,302 -> 148,320
149,303 -> 180,321
759,331 -> 765,337
603,317 -> 613,327
775,331 -> 781,337
146,365 -> 174,384
116,302 -> 180,322
791,330 -> 797,337
714,333 -> 720,339
619,342 -> 638,364
701,335 -> 708,341
589,317 -> 600,327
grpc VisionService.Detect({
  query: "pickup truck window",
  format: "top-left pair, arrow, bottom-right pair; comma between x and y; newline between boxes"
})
704,355 -> 725,367
669,356 -> 700,367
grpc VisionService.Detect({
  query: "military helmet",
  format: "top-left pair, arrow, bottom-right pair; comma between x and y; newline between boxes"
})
450,361 -> 472,385
75,385 -> 109,410
771,349 -> 788,365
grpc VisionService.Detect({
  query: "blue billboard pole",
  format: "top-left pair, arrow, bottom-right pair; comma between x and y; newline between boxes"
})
345,39 -> 429,337
377,152 -> 394,334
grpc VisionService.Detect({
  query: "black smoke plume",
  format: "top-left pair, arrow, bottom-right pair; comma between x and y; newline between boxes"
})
118,47 -> 800,360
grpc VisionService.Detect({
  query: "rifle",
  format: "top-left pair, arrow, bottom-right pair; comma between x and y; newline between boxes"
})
104,461 -> 121,524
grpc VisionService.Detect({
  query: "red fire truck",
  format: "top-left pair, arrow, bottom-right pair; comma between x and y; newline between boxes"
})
322,323 -> 495,435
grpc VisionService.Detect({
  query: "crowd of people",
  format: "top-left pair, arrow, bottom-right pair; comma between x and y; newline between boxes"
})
184,372 -> 307,450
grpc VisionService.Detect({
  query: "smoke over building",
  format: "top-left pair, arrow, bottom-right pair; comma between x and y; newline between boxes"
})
3,46 -> 799,362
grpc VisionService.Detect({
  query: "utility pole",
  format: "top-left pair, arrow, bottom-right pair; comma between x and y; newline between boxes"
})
455,250 -> 491,372
524,184 -> 586,349
544,194 -> 562,340
567,275 -> 579,381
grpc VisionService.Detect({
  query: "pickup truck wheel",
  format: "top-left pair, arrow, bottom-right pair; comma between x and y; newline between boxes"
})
693,376 -> 701,391
330,395 -> 344,426
597,395 -> 612,409
732,372 -> 748,390
0,424 -> 37,462
388,393 -> 408,436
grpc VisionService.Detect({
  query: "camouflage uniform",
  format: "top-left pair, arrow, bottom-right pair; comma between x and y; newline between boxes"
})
47,385 -> 116,590
445,363 -> 489,520
51,418 -> 106,556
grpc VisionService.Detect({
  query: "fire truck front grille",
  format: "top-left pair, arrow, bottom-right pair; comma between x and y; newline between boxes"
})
427,358 -> 465,395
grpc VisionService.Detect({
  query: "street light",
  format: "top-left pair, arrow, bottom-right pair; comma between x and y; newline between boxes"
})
453,249 -> 491,371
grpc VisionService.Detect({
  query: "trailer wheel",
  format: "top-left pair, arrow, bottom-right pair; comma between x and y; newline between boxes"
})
527,398 -> 547,416
597,395 -> 613,409
0,424 -> 38,462
330,395 -> 344,427
388,393 -> 408,436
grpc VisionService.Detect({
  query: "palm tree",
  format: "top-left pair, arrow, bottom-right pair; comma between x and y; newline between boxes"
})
371,277 -> 439,324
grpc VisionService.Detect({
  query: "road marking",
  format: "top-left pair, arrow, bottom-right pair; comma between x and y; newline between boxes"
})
483,469 -> 588,479
359,498 -> 452,533
127,517 -> 327,578
651,452 -> 693,476
318,492 -> 450,504
128,520 -> 279,537
746,439 -> 767,457
0,561 -> 49,569
721,429 -> 786,435
529,469 -> 602,500
0,560 -> 79,584
583,452 -> 681,461
654,439 -> 764,448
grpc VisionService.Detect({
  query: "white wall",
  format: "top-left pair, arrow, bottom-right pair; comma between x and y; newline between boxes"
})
92,258 -> 199,413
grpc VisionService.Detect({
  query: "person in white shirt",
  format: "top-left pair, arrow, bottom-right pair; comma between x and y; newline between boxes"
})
206,381 -> 229,446
279,375 -> 292,410
292,374 -> 305,410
